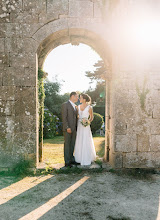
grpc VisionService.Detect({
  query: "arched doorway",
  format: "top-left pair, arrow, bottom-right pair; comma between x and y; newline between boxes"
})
36,28 -> 112,167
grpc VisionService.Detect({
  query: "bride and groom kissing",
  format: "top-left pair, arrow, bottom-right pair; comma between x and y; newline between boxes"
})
62,92 -> 96,168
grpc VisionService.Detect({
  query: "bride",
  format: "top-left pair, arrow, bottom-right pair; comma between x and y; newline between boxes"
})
74,93 -> 96,166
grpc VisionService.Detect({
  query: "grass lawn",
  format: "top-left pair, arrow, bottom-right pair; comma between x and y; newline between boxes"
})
43,136 -> 105,165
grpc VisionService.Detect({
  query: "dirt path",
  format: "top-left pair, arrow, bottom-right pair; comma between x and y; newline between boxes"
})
0,170 -> 160,220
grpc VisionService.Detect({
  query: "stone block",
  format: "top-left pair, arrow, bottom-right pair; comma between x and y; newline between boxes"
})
10,52 -> 36,68
137,135 -> 150,152
0,101 -> 15,116
109,152 -> 123,168
69,0 -> 93,17
153,104 -> 160,118
23,0 -> 46,13
0,86 -> 16,101
11,11 -> 39,24
149,119 -> 160,135
0,24 -> 6,37
93,2 -> 102,18
0,53 -> 9,66
151,78 -> 160,90
14,116 -> 36,133
3,67 -> 36,87
13,132 -> 36,154
47,0 -> 68,20
115,134 -> 137,152
2,67 -> 23,86
0,69 -> 2,86
115,119 -> 127,135
33,19 -> 68,43
123,152 -> 160,168
20,23 -> 42,38
5,23 -> 22,37
5,37 -> 35,53
151,135 -> 160,152
15,87 -> 36,116
0,38 -> 4,52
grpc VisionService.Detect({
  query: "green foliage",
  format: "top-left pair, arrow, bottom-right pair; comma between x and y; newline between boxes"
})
86,82 -> 105,106
38,68 -> 47,144
85,60 -> 106,82
136,77 -> 149,111
85,60 -> 106,107
12,159 -> 32,176
44,79 -> 69,120
43,109 -> 59,139
93,106 -> 105,117
91,112 -> 104,134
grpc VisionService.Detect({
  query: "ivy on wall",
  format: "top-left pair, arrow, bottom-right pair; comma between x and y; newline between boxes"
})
38,68 -> 47,149
136,77 -> 149,112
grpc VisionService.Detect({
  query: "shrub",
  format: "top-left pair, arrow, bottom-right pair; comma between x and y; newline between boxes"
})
43,109 -> 59,138
91,112 -> 104,134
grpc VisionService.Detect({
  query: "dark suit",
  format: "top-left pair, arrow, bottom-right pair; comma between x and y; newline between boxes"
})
62,101 -> 78,165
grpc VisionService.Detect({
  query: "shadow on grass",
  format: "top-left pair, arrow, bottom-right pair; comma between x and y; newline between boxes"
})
109,168 -> 158,181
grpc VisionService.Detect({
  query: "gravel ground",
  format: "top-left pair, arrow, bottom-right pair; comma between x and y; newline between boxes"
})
0,170 -> 160,220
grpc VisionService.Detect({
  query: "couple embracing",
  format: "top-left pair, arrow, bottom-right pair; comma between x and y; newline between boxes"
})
62,92 -> 96,167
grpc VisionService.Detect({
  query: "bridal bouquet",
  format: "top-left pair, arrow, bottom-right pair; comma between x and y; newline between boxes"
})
81,117 -> 90,127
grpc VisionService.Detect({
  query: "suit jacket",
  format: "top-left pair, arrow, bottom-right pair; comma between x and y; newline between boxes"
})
62,101 -> 78,132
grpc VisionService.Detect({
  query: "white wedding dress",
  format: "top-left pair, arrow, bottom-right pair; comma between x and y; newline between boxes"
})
74,105 -> 96,165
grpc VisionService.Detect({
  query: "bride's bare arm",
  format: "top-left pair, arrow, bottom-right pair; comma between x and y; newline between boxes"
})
89,106 -> 94,122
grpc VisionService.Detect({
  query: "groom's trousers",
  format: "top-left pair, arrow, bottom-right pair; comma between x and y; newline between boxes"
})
63,130 -> 76,165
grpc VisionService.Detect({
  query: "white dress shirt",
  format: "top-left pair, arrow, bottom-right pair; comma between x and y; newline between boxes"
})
69,100 -> 76,110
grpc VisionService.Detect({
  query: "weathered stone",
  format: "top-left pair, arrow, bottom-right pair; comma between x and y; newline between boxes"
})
12,11 -> 39,24
47,0 -> 68,20
0,53 -> 9,66
153,104 -> 160,119
33,19 -> 68,43
115,134 -> 137,152
149,119 -> 160,135
0,24 -> 7,37
69,0 -> 93,17
0,101 -> 15,116
137,135 -> 150,152
0,38 -> 5,52
20,23 -> 42,38
151,135 -> 160,152
0,86 -> 16,101
123,152 -> 160,168
10,52 -> 36,68
15,87 -> 36,116
109,152 -> 123,168
14,116 -> 36,133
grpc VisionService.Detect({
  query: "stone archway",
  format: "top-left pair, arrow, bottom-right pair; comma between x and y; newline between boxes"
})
1,0 -> 160,170
36,28 -> 112,166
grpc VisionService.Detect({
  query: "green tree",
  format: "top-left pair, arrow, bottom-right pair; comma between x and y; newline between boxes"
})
85,60 -> 106,83
44,79 -> 69,120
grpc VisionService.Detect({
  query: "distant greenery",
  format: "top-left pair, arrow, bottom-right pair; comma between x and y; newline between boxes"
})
43,109 -> 59,138
44,79 -> 69,120
85,60 -> 106,118
91,112 -> 104,134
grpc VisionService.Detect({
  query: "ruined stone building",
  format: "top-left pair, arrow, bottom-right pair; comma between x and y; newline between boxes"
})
0,0 -> 160,170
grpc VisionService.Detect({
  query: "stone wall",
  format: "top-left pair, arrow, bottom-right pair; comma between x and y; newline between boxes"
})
0,0 -> 160,169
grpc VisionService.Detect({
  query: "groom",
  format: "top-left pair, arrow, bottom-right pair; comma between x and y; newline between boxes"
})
62,92 -> 79,167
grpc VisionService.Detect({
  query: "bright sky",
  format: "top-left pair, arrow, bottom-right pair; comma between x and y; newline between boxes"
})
43,43 -> 101,94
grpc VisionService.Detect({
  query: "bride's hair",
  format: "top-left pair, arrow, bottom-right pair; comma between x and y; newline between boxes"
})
81,93 -> 91,104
